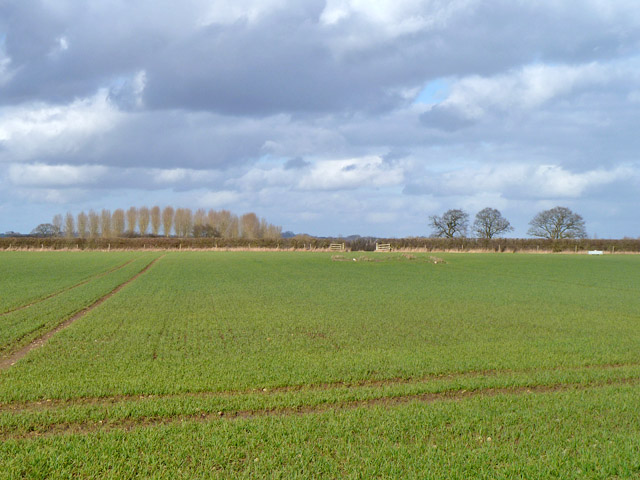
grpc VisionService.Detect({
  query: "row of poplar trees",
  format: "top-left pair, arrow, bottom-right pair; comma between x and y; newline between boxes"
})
52,207 -> 282,239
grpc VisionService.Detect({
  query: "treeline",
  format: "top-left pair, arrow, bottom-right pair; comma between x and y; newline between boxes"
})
2,236 -> 640,252
35,207 -> 282,240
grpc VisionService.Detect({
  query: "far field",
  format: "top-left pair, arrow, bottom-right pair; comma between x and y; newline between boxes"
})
1,251 -> 639,478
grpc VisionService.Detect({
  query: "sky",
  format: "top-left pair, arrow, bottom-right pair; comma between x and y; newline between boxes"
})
0,0 -> 639,238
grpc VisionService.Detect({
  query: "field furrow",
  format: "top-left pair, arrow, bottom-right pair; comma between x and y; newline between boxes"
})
0,254 -> 161,359
3,383 -> 640,479
0,258 -> 135,318
1,252 -> 639,478
0,252 -> 142,314
0,255 -> 163,370
2,375 -> 639,441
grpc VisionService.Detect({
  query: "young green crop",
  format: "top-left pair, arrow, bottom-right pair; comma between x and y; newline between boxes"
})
0,251 -> 139,313
2,383 -> 640,479
0,254 -> 159,357
1,251 -> 639,478
1,252 -> 639,402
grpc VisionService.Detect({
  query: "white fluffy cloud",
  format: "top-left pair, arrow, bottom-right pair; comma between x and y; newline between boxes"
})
411,163 -> 637,199
298,156 -> 403,191
8,163 -> 108,187
437,62 -> 619,119
0,90 -> 121,162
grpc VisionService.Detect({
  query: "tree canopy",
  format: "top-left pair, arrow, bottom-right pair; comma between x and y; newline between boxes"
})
473,208 -> 513,239
429,209 -> 469,238
527,206 -> 586,239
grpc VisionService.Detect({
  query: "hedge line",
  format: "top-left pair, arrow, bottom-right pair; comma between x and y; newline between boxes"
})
1,236 -> 639,252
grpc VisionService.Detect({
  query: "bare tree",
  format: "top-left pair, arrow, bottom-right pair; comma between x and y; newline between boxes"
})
211,209 -> 236,238
126,207 -> 138,234
528,206 -> 586,239
77,212 -> 88,239
473,208 -> 513,239
264,223 -> 282,240
138,206 -> 150,236
241,212 -> 260,239
429,209 -> 469,238
173,208 -> 183,237
88,210 -> 100,238
64,212 -> 75,238
150,206 -> 161,236
227,214 -> 239,239
101,209 -> 112,238
52,214 -> 63,236
193,208 -> 206,229
174,208 -> 193,237
162,206 -> 174,236
112,209 -> 125,237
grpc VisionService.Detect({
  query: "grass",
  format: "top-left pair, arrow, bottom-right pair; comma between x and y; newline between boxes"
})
1,251 -> 639,477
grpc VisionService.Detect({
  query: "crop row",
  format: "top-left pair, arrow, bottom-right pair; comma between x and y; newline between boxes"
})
0,254 -> 159,358
1,252 -> 639,403
1,382 -> 639,479
0,252 -> 139,314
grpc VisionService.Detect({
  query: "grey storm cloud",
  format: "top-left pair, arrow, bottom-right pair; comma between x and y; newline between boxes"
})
1,0 -> 640,237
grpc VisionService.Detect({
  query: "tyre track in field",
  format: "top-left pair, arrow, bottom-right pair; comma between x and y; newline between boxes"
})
0,259 -> 136,318
0,256 -> 164,371
3,376 -> 639,441
2,359 -> 638,412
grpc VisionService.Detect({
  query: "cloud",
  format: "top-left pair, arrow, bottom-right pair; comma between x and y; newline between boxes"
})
406,164 -> 638,199
1,1 -> 640,237
0,43 -> 13,87
298,155 -> 403,190
8,163 -> 108,187
0,90 -> 121,162
284,157 -> 310,170
424,62 -> 620,123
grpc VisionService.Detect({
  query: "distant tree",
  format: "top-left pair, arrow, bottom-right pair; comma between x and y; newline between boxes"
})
227,214 -> 240,239
528,206 -> 587,239
126,207 -> 138,234
429,209 -> 469,238
77,212 -> 88,239
150,206 -> 161,236
193,224 -> 220,238
193,208 -> 206,229
88,210 -> 100,238
138,206 -> 150,236
112,209 -> 125,237
52,214 -> 63,236
64,212 -> 75,238
473,208 -> 513,239
174,208 -> 193,237
101,209 -> 112,238
264,223 -> 282,240
211,209 -> 237,238
31,223 -> 57,237
162,206 -> 174,237
241,212 -> 260,239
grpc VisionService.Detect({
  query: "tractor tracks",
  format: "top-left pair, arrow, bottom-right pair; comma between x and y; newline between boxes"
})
0,256 -> 163,371
0,259 -> 136,318
2,375 -> 638,441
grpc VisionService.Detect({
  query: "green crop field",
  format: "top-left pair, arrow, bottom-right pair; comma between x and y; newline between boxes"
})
1,251 -> 639,478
